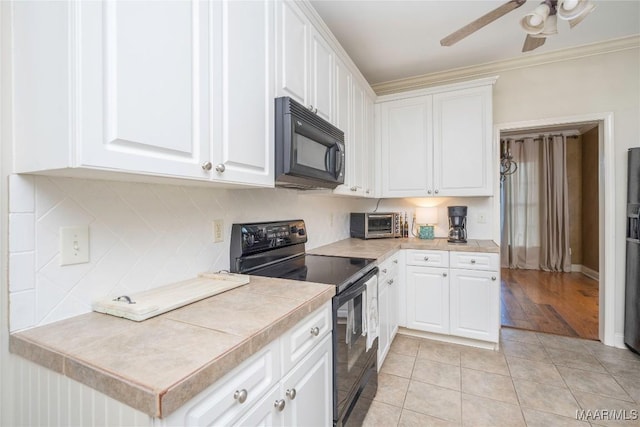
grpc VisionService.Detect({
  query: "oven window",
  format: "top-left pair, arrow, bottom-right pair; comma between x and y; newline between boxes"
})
335,292 -> 368,412
295,133 -> 328,171
368,216 -> 393,232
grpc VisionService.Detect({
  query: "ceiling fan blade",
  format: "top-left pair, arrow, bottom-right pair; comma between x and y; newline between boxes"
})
440,0 -> 528,47
522,34 -> 546,52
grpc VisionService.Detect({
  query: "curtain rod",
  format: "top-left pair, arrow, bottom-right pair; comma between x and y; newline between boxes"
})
501,134 -> 580,143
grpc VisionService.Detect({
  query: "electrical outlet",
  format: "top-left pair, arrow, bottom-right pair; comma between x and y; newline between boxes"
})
477,213 -> 487,224
213,219 -> 224,243
59,225 -> 90,266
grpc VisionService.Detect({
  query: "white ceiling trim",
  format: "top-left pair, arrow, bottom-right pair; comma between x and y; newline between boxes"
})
372,35 -> 640,96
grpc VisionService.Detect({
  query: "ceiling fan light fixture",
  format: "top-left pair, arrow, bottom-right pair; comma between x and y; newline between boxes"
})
557,0 -> 594,20
539,13 -> 558,37
568,2 -> 596,28
520,3 -> 551,34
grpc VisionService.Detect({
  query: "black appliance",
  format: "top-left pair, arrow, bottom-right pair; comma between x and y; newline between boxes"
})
230,220 -> 378,426
275,97 -> 345,189
625,147 -> 640,353
350,212 -> 401,239
447,205 -> 468,243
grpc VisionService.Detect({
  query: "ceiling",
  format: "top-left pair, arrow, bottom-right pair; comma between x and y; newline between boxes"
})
309,0 -> 640,86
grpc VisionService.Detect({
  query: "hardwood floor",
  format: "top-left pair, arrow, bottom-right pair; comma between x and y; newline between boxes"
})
500,268 -> 599,340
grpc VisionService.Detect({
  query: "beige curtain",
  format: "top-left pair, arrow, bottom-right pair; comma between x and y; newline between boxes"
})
540,135 -> 572,272
501,138 -> 541,269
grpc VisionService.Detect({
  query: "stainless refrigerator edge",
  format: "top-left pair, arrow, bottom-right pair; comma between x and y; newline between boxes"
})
625,147 -> 640,353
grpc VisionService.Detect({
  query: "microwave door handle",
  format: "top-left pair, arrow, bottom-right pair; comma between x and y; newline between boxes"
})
335,143 -> 343,178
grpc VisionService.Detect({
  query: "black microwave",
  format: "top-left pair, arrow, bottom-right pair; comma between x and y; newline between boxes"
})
275,97 -> 345,189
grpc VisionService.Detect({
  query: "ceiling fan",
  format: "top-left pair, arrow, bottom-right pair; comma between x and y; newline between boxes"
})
440,0 -> 596,53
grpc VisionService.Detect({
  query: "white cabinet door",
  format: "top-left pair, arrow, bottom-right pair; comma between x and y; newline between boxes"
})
275,0 -> 309,106
309,29 -> 334,123
351,83 -> 367,197
214,0 -> 274,186
379,96 -> 433,197
79,0 -> 211,179
406,266 -> 449,334
332,57 -> 354,196
388,274 -> 399,339
363,94 -> 376,197
432,85 -> 493,196
377,279 -> 390,368
450,269 -> 500,342
281,334 -> 332,427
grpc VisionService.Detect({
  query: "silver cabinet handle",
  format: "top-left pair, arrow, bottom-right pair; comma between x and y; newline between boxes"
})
366,189 -> 371,194
443,273 -> 447,277
393,259 -> 398,264
286,388 -> 297,400
215,163 -> 225,173
387,279 -> 394,285
201,161 -> 213,171
470,259 -> 476,264
427,190 -> 432,195
382,268 -> 388,274
423,256 -> 429,261
274,399 -> 286,412
492,276 -> 497,281
234,389 -> 248,404
435,189 -> 439,194
310,326 -> 320,336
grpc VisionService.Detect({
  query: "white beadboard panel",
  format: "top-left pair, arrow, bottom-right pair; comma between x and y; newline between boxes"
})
9,290 -> 36,331
8,213 -> 35,252
8,175 -> 371,330
8,174 -> 35,213
9,252 -> 35,292
7,354 -> 152,427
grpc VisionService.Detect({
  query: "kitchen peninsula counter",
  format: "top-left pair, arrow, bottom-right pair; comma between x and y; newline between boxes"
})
9,276 -> 335,418
309,237 -> 499,261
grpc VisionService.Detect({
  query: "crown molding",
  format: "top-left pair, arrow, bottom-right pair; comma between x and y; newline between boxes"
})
372,35 -> 640,96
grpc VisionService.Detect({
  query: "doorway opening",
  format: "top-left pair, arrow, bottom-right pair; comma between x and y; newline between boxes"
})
497,117 -> 609,342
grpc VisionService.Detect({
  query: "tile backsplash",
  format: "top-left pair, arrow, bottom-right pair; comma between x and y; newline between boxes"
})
8,175 -> 371,331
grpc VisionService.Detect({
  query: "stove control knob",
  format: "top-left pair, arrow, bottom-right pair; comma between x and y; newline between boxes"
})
245,234 -> 255,247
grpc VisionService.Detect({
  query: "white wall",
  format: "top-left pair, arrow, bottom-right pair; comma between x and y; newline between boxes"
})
491,48 -> 640,344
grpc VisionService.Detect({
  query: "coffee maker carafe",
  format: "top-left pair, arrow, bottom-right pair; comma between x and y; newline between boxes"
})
447,206 -> 467,243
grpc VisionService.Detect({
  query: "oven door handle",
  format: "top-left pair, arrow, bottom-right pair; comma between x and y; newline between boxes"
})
335,268 -> 378,306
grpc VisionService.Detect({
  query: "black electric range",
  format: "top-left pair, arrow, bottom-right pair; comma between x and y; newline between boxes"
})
229,220 -> 379,427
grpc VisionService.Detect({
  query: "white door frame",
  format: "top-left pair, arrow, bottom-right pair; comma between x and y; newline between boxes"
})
494,112 -> 615,346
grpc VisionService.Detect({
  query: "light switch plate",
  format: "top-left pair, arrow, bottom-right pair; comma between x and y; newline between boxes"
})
213,219 -> 224,243
60,225 -> 90,266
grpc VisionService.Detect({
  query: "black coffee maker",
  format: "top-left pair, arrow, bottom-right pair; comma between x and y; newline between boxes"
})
447,206 -> 468,243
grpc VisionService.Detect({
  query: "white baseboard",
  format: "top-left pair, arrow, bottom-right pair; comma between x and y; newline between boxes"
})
397,327 -> 499,351
615,332 -> 627,349
570,264 -> 600,281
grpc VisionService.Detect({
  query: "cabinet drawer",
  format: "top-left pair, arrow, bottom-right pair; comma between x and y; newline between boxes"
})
378,254 -> 400,281
405,250 -> 449,268
180,340 -> 280,427
450,252 -> 499,271
280,301 -> 332,373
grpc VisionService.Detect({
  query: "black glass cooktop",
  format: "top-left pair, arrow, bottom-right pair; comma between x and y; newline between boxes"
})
250,254 -> 375,288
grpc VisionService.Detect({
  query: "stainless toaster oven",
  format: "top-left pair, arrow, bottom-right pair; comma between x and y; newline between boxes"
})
350,212 -> 401,239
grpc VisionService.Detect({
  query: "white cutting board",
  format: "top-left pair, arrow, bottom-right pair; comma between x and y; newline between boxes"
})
92,272 -> 250,321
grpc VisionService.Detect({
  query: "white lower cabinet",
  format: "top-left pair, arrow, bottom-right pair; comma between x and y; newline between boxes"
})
160,302 -> 332,427
405,250 -> 499,343
377,252 -> 400,367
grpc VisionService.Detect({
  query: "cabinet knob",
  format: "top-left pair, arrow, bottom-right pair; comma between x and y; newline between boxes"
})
366,189 -> 370,194
492,276 -> 497,281
387,279 -> 394,285
233,389 -> 248,404
274,399 -> 286,412
310,326 -> 320,336
423,256 -> 429,261
308,104 -> 314,112
427,190 -> 432,195
201,161 -> 213,171
392,259 -> 398,264
286,388 -> 297,400
215,163 -> 226,173
435,189 -> 439,194
443,272 -> 447,277
382,268 -> 388,274
470,259 -> 476,264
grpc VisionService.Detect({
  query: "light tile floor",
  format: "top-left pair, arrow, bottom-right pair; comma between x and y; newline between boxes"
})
363,328 -> 640,426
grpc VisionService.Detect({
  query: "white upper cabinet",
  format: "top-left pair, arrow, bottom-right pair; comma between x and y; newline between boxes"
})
13,0 -> 274,187
377,78 -> 497,198
433,86 -> 493,196
276,1 -> 333,123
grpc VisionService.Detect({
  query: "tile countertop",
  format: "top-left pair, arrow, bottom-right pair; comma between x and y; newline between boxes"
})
9,276 -> 335,418
309,237 -> 500,261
